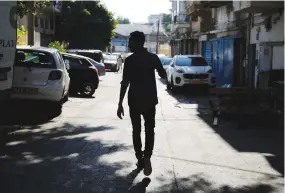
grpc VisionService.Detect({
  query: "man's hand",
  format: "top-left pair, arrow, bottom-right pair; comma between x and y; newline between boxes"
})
117,104 -> 124,119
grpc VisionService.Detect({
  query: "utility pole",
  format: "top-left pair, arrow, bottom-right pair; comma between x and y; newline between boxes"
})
156,19 -> 160,54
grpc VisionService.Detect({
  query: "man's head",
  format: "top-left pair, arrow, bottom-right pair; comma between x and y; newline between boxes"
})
128,31 -> 145,52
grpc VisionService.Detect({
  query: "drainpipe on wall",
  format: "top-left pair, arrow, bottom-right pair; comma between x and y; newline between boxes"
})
246,13 -> 253,87
27,1 -> 34,46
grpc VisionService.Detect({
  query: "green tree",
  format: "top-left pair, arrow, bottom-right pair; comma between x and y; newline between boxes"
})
17,0 -> 52,18
117,16 -> 130,24
56,1 -> 117,50
48,41 -> 67,53
162,13 -> 171,32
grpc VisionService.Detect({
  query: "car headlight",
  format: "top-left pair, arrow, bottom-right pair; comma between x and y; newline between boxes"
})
176,69 -> 184,73
207,69 -> 213,73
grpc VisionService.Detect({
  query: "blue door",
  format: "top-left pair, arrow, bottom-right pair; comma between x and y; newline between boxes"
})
203,41 -> 212,65
222,38 -> 234,85
213,38 -> 224,86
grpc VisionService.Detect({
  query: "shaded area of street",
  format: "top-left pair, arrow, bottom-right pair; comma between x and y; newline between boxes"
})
0,73 -> 283,193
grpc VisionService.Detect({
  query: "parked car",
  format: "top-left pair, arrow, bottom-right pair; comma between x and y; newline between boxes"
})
123,52 -> 133,61
67,49 -> 104,63
12,46 -> 70,111
162,57 -> 173,72
86,57 -> 106,76
61,53 -> 99,97
166,55 -> 216,91
111,52 -> 123,61
103,53 -> 122,72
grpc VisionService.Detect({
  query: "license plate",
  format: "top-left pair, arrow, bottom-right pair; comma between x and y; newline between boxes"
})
12,87 -> 38,94
191,80 -> 205,84
0,72 -> 7,81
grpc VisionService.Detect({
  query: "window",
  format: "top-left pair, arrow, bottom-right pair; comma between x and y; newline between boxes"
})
103,54 -> 117,61
34,16 -> 38,27
163,58 -> 172,66
40,18 -> 44,28
176,57 -> 208,66
76,52 -> 102,62
64,57 -> 82,68
45,19 -> 48,29
15,49 -> 56,68
50,16 -> 54,30
80,59 -> 92,67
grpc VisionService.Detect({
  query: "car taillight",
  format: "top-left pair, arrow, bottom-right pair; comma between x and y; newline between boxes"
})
48,70 -> 62,80
91,67 -> 98,73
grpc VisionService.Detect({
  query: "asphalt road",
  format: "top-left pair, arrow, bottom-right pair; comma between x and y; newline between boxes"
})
0,71 -> 283,193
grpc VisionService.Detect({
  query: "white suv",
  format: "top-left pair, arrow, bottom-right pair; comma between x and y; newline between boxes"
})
166,55 -> 216,90
11,46 -> 70,111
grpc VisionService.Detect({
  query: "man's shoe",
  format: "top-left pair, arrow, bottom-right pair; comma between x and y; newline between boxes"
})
136,158 -> 144,170
143,158 -> 152,176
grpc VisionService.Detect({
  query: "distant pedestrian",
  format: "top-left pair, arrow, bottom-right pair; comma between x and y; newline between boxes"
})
117,31 -> 166,176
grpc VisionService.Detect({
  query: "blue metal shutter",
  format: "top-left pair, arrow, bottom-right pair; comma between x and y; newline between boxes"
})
203,41 -> 212,65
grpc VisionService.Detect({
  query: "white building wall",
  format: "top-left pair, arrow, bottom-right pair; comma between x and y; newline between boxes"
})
250,13 -> 284,44
250,11 -> 284,87
215,5 -> 235,30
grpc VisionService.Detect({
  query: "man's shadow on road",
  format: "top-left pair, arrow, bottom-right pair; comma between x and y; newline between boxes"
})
128,176 -> 151,193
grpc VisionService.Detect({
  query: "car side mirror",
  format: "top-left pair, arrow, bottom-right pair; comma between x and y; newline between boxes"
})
64,60 -> 70,70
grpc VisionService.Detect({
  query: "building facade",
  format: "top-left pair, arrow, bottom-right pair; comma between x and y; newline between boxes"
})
111,24 -> 170,54
17,1 -> 61,46
169,0 -> 284,88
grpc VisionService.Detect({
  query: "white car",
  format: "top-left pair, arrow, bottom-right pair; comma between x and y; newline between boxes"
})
166,55 -> 216,90
11,46 -> 70,111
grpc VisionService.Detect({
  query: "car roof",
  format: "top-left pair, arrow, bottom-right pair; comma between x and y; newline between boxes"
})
67,49 -> 102,53
16,46 -> 58,53
61,52 -> 89,59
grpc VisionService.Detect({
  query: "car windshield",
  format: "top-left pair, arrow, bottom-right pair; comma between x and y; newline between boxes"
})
163,58 -> 172,65
87,58 -> 99,64
176,56 -> 208,66
103,54 -> 117,61
159,57 -> 166,63
15,50 -> 55,68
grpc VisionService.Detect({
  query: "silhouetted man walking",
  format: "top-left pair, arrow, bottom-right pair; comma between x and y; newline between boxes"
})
117,31 -> 166,176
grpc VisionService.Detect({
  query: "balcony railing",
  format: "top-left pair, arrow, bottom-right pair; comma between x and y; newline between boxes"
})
233,1 -> 283,13
202,1 -> 232,8
174,13 -> 188,24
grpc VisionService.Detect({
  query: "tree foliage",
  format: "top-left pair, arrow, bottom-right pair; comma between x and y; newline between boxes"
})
117,16 -> 130,24
56,1 -> 117,50
17,25 -> 28,45
17,0 -> 52,18
48,41 -> 67,53
162,13 -> 171,33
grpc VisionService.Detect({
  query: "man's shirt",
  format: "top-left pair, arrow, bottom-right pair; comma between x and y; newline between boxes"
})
121,49 -> 166,110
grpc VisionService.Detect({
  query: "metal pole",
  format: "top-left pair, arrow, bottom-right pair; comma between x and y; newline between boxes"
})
156,19 -> 160,54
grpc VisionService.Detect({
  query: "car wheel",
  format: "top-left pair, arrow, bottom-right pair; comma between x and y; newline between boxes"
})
81,83 -> 96,97
49,101 -> 62,116
166,79 -> 171,90
63,91 -> 69,103
171,77 -> 178,93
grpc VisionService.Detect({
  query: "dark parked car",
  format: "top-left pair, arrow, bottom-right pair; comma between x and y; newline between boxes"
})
103,53 -> 122,72
67,49 -> 104,63
61,53 -> 99,97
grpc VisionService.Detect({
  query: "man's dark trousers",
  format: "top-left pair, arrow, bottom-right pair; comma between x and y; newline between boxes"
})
129,106 -> 156,159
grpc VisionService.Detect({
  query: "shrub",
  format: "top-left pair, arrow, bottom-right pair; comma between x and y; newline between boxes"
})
48,41 -> 67,53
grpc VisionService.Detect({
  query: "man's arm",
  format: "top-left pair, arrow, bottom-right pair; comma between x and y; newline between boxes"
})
154,55 -> 167,79
118,58 -> 130,106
